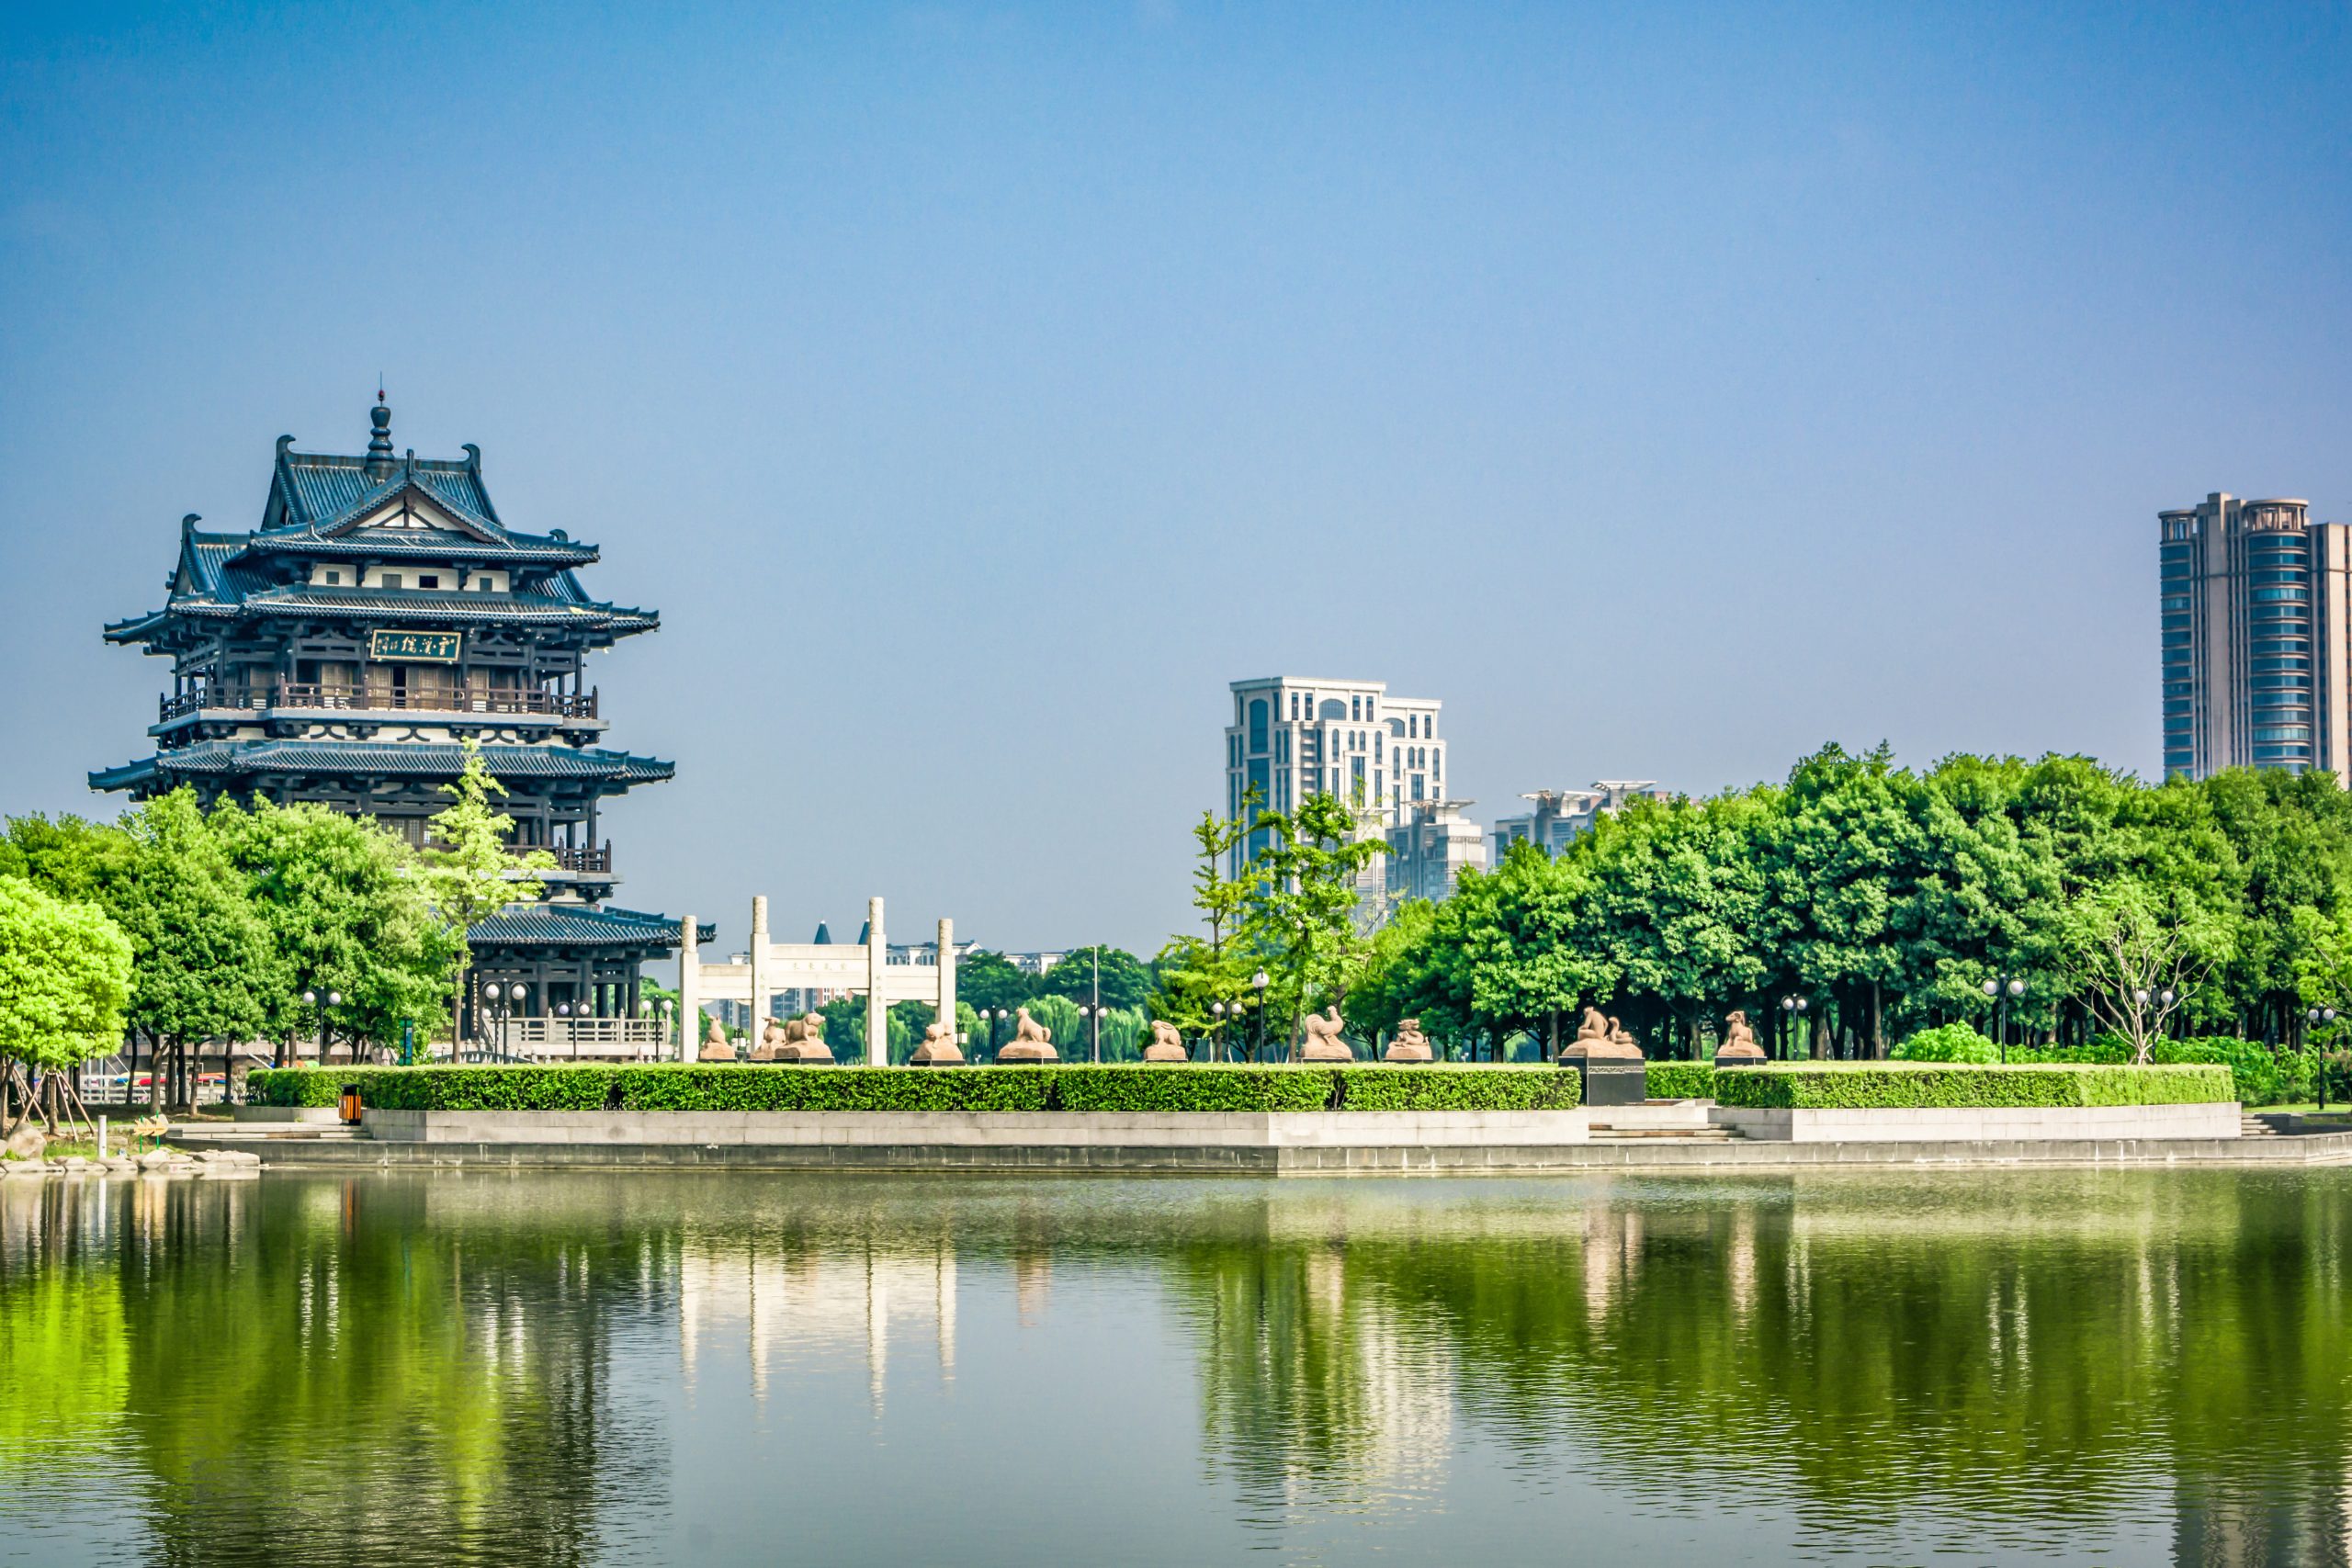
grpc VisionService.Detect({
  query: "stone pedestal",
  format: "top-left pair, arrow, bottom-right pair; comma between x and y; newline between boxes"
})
770,1042 -> 834,1064
1712,1051 -> 1765,1072
909,1040 -> 964,1066
1561,1053 -> 1646,1105
997,1041 -> 1059,1063
1382,1041 -> 1433,1063
697,1042 -> 740,1063
1140,1041 -> 1188,1062
1298,1040 -> 1354,1063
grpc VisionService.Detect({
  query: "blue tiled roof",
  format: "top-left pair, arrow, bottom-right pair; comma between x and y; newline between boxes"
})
91,741 -> 673,793
469,904 -> 706,950
237,528 -> 596,566
276,452 -> 502,534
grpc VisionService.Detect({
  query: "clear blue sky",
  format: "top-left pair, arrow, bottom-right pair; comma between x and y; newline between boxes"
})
3,3 -> 2346,954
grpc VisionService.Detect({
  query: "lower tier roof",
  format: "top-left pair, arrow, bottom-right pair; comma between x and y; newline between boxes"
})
469,904 -> 713,951
90,739 -> 673,794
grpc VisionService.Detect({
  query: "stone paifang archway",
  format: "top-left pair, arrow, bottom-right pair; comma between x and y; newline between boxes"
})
677,897 -> 955,1066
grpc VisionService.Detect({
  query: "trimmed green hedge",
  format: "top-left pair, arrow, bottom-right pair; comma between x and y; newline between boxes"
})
247,1063 -> 1581,1114
1049,1066 -> 1336,1113
1644,1062 -> 1718,1100
1710,1063 -> 2235,1110
1333,1066 -> 1578,1111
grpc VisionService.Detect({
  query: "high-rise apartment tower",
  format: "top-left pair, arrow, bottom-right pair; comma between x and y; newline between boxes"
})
2160,493 -> 2351,784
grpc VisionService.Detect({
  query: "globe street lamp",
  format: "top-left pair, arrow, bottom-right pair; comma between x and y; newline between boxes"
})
1077,1003 -> 1103,1064
1779,995 -> 1808,1061
2310,1007 -> 2339,1111
302,988 -> 343,1071
1982,974 -> 2026,1064
480,982 -> 522,1062
1210,1001 -> 1227,1065
1252,969 -> 1271,1063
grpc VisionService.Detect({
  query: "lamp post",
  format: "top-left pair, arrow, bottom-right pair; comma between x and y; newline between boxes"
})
478,982 -> 520,1062
302,988 -> 343,1071
1078,1003 -> 1102,1064
1252,969 -> 1270,1063
657,998 -> 675,1061
1981,974 -> 2026,1064
2309,1007 -> 2338,1111
1211,1001 -> 1227,1065
1779,995 -> 1808,1061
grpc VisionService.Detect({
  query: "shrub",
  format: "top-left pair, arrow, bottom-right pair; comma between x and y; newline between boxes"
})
1645,1062 -> 1717,1100
1050,1066 -> 1336,1113
2008,1036 -> 2312,1106
1711,1063 -> 2234,1111
247,1063 -> 1583,1114
1331,1066 -> 1579,1111
1891,1022 -> 1999,1064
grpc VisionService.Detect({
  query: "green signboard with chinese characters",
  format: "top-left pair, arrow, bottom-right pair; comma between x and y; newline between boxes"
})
368,630 -> 463,663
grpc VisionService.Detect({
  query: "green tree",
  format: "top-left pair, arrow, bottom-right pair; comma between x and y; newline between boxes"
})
1240,791 -> 1383,1057
1150,799 -> 1263,1054
215,799 -> 456,1065
422,739 -> 555,1050
0,876 -> 133,1134
113,792 -> 278,1108
955,950 -> 1035,1012
1037,945 -> 1152,1011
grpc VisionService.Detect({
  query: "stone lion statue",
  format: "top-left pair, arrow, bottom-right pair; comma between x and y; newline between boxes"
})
1143,1020 -> 1188,1062
999,1006 -> 1059,1063
1384,1016 -> 1433,1063
910,1018 -> 964,1066
1299,1006 -> 1352,1062
1717,1009 -> 1764,1060
771,1013 -> 832,1064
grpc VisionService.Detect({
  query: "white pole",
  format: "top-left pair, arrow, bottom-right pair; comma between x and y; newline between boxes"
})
866,897 -> 887,1068
750,895 -> 771,1046
936,917 -> 956,1040
97,1115 -> 108,1161
678,916 -> 701,1063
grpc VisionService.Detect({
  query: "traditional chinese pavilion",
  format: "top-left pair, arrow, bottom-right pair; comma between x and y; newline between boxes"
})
94,397 -> 699,1039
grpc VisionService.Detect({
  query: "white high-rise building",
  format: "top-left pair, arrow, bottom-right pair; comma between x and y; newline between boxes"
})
1223,676 -> 1476,917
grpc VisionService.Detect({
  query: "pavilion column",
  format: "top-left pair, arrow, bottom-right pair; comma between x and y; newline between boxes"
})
678,916 -> 700,1063
749,896 -> 771,1040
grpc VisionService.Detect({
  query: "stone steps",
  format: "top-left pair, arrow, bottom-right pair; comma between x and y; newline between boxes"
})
2242,1115 -> 2282,1137
1589,1126 -> 1739,1144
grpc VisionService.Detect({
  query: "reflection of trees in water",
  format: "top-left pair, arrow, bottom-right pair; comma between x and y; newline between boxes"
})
0,1175 -> 666,1568
9,1170 -> 2348,1565
1160,1174 -> 2352,1562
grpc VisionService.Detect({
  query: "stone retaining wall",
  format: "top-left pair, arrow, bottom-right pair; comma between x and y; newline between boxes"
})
1708,1101 -> 2240,1144
360,1108 -> 1591,1148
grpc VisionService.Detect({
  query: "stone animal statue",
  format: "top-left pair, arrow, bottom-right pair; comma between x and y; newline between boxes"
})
1563,1005 -> 1642,1059
1299,1007 -> 1353,1062
771,1013 -> 832,1064
1717,1009 -> 1765,1059
1384,1017 -> 1433,1063
1142,1020 -> 1188,1063
910,1019 -> 965,1065
749,1017 -> 787,1061
999,1006 -> 1059,1063
698,1015 -> 739,1063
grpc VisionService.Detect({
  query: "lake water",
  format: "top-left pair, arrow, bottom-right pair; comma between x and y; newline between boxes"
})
2,1168 -> 2347,1566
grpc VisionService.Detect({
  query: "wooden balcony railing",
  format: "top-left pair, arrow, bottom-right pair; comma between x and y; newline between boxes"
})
532,842 -> 614,874
159,684 -> 597,722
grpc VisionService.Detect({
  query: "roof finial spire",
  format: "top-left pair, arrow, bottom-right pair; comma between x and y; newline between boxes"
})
365,385 -> 395,477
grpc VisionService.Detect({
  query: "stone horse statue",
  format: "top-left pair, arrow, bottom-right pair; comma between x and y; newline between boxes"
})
1298,1007 -> 1353,1062
998,1005 -> 1059,1063
1142,1020 -> 1188,1062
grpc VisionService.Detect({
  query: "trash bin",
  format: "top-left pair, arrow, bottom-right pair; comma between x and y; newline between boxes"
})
338,1084 -> 364,1125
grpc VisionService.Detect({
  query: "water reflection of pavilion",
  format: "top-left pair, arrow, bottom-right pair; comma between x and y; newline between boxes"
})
679,1238 -> 961,1408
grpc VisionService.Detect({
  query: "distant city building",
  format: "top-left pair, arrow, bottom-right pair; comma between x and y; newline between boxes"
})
1224,677 -> 1454,919
2160,492 -> 2352,783
1490,781 -> 1668,860
1385,800 -> 1490,908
